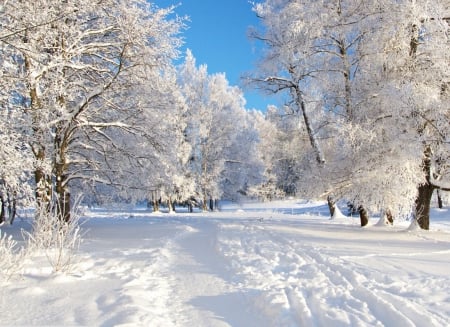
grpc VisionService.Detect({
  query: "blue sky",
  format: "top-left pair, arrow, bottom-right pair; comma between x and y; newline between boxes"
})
155,0 -> 273,111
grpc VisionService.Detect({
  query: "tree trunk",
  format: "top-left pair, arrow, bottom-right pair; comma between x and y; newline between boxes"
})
8,194 -> 17,225
209,198 -> 214,211
293,85 -> 326,165
385,209 -> 394,225
414,182 -> 434,230
414,146 -> 435,230
0,194 -> 5,224
202,194 -> 208,211
168,197 -> 175,213
358,205 -> 369,227
57,190 -> 71,223
35,154 -> 52,214
437,189 -> 443,209
152,190 -> 160,212
327,195 -> 336,218
55,164 -> 71,223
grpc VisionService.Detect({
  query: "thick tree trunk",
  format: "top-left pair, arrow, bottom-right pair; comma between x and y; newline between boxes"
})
414,146 -> 435,230
414,182 -> 434,230
358,205 -> 369,227
385,209 -> 394,225
152,190 -> 160,212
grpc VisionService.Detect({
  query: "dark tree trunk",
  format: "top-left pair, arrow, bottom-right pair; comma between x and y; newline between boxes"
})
56,169 -> 71,223
151,190 -> 160,212
0,194 -> 5,224
8,194 -> 17,225
358,205 -> 369,227
414,182 -> 434,230
386,209 -> 394,225
57,191 -> 71,223
209,198 -> 214,211
437,190 -> 443,209
414,146 -> 435,230
327,195 -> 336,218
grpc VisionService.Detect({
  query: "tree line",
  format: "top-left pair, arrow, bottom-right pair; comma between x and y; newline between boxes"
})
0,0 -> 448,230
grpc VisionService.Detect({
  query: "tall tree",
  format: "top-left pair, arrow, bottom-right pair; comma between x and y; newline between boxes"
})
250,0 -> 449,229
0,0 -> 184,220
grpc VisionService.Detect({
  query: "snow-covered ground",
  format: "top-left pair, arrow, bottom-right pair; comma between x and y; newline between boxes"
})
1,199 -> 449,326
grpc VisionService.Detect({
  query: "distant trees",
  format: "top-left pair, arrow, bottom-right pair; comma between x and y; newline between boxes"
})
2,0 -> 446,230
177,50 -> 262,210
250,0 -> 450,229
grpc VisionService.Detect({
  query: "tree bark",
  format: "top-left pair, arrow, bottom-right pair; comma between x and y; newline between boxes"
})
437,189 -> 443,209
0,194 -> 5,224
414,146 -> 435,230
152,190 -> 160,212
414,182 -> 434,230
8,193 -> 17,225
358,205 -> 369,227
385,209 -> 394,225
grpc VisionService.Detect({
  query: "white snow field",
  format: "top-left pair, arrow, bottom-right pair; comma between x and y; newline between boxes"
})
1,199 -> 449,327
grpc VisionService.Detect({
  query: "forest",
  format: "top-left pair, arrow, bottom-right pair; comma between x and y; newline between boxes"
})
0,0 -> 449,233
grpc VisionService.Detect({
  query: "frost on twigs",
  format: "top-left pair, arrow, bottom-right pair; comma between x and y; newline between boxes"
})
23,205 -> 83,273
0,231 -> 26,283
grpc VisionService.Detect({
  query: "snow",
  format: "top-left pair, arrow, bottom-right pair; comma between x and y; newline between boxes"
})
1,199 -> 449,327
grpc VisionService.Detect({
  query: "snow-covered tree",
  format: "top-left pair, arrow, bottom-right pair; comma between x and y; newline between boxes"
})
0,0 -> 184,220
178,50 -> 260,210
358,0 -> 450,229
220,109 -> 265,202
250,0 -> 449,229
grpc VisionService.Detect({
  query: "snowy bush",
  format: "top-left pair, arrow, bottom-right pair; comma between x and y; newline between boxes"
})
0,230 -> 26,282
23,206 -> 83,273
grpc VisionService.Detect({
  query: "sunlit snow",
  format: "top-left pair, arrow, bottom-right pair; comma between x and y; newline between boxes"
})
1,199 -> 449,326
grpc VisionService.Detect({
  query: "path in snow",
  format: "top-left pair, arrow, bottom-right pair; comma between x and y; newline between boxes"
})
1,207 -> 449,326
